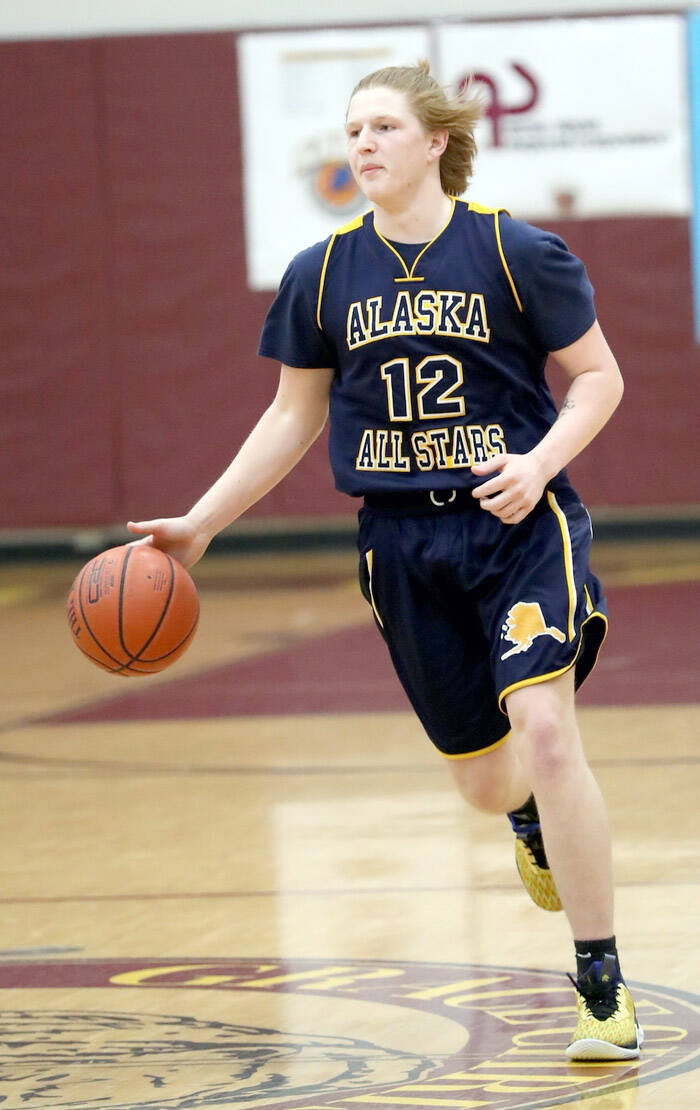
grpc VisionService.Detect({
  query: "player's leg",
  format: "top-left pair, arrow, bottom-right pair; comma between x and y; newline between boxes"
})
447,734 -> 530,815
505,669 -> 612,935
473,492 -> 610,914
471,490 -> 641,1058
448,732 -> 562,912
506,670 -> 642,1060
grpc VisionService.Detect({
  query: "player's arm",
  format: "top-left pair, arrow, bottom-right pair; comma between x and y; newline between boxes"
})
127,364 -> 333,566
472,320 -> 623,524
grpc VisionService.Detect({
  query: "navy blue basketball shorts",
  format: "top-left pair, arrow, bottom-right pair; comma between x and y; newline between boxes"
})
357,489 -> 608,759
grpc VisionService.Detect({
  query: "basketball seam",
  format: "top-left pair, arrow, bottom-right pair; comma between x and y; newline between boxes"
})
75,562 -> 126,670
115,551 -> 176,674
72,635 -> 121,673
119,619 -> 199,672
117,547 -> 133,661
132,607 -> 200,663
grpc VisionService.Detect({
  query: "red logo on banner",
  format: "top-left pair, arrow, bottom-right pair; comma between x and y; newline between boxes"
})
458,63 -> 540,147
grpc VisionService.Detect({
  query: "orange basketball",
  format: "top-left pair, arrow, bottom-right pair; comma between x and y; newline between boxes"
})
66,544 -> 199,676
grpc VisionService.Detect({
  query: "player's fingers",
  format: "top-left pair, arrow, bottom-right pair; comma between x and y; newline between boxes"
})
471,455 -> 509,476
477,490 -> 513,512
501,505 -> 529,525
127,520 -> 158,535
472,476 -> 506,499
480,497 -> 526,522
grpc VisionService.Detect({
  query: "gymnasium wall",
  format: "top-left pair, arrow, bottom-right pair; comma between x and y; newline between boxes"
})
2,30 -> 698,530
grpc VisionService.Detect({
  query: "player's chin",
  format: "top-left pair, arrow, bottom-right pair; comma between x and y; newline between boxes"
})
359,176 -> 390,202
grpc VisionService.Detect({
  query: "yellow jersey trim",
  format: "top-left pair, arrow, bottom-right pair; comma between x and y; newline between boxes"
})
316,214 -> 365,331
372,196 -> 456,283
494,211 -> 523,313
365,549 -> 384,629
465,201 -> 522,312
547,491 -> 577,641
497,609 -> 609,713
316,234 -> 336,331
334,213 -> 366,236
373,231 -> 410,278
466,201 -> 509,217
440,729 -> 511,760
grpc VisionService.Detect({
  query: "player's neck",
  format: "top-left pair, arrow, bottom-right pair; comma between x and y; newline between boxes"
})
372,186 -> 453,244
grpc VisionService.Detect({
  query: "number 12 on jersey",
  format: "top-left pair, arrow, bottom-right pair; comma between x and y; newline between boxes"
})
380,355 -> 466,422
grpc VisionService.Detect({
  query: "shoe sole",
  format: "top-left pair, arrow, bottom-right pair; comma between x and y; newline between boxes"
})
514,838 -> 562,912
566,1023 -> 644,1061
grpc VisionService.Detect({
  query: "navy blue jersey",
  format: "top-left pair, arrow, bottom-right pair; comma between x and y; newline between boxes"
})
258,198 -> 595,497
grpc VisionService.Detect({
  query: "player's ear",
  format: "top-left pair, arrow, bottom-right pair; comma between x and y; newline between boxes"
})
427,129 -> 449,161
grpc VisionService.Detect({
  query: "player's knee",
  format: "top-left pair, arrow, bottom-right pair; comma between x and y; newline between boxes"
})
516,711 -> 573,785
449,759 -> 512,813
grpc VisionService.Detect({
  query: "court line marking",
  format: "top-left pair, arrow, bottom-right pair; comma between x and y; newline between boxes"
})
0,750 -> 698,777
0,879 -> 697,906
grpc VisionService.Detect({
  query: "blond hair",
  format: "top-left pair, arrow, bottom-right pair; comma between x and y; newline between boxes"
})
349,60 -> 482,196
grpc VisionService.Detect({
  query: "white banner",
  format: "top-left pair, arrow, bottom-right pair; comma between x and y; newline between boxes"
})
238,27 -> 430,290
239,16 -> 690,289
437,15 -> 690,223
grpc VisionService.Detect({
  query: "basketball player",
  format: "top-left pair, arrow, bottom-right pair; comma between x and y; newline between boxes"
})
129,61 -> 641,1060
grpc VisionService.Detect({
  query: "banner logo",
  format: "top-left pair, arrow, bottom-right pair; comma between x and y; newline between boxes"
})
458,63 -> 540,147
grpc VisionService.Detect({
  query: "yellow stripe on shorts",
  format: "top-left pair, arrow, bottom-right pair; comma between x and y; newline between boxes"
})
365,550 -> 384,629
547,491 -> 576,641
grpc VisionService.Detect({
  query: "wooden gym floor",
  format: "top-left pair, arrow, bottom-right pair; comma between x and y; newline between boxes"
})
0,535 -> 698,1110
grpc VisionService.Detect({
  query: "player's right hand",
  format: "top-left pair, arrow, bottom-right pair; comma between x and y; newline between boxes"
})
126,516 -> 211,569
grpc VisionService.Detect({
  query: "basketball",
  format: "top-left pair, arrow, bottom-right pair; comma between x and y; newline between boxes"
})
66,544 -> 199,676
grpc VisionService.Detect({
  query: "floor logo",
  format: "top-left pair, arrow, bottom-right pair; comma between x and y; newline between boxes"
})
0,956 -> 697,1108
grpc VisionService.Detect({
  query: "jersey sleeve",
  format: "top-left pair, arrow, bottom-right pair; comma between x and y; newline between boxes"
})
498,217 -> 596,352
257,242 -> 335,368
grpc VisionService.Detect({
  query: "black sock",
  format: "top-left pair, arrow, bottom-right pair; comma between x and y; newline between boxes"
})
508,793 -> 538,825
575,936 -> 620,980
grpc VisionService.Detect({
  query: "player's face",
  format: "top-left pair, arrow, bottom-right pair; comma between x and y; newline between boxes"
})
345,87 -> 439,207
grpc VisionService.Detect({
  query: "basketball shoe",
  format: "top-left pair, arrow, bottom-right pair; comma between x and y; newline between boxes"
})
566,954 -> 644,1060
507,795 -> 562,912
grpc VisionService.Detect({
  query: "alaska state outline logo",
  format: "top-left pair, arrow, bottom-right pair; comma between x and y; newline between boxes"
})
0,955 -> 697,1108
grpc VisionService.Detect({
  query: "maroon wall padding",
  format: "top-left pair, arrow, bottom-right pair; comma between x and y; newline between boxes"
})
1,32 -> 698,529
544,217 -> 699,508
0,41 -> 120,525
97,34 -> 342,523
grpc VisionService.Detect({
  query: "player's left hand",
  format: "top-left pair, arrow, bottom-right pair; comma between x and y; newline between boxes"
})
471,453 -> 546,525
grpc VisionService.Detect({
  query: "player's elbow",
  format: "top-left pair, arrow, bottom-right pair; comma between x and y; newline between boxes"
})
271,393 -> 328,447
306,404 -> 329,443
609,360 -> 624,411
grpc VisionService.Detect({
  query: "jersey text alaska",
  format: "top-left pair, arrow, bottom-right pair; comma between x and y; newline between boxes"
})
347,290 -> 490,350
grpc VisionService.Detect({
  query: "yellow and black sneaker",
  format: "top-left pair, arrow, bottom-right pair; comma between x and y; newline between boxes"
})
566,954 -> 644,1061
507,795 -> 562,912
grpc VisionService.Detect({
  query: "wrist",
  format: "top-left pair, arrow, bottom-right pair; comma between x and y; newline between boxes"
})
528,444 -> 560,487
185,507 -> 219,542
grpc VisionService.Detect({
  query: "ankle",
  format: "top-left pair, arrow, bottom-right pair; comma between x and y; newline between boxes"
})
574,936 -> 620,980
507,792 -> 539,826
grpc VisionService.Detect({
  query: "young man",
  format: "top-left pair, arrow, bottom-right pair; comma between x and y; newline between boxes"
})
129,61 -> 641,1061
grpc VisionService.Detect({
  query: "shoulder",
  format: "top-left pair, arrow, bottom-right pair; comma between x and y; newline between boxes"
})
285,212 -> 368,284
496,215 -> 589,311
496,213 -> 565,261
284,238 -> 331,285
322,211 -> 370,262
454,199 -> 550,258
